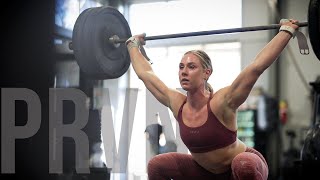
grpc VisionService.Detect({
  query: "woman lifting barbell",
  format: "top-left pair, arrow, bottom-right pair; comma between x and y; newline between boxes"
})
125,19 -> 299,180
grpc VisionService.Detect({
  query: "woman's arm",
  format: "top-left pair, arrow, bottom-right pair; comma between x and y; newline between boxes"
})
126,34 -> 181,109
225,19 -> 299,110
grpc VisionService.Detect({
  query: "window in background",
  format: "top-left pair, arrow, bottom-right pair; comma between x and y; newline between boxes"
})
54,0 -> 103,44
129,0 -> 242,36
55,0 -> 102,31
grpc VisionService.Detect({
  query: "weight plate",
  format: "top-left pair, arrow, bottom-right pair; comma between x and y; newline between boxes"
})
72,6 -> 132,79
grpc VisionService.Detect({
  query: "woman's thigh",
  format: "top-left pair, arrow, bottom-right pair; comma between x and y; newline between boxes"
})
148,152 -> 232,180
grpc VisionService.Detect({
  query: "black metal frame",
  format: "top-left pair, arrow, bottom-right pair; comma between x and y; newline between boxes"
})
310,81 -> 320,125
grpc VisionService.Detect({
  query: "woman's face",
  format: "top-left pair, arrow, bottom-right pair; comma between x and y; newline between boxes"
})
179,53 -> 209,91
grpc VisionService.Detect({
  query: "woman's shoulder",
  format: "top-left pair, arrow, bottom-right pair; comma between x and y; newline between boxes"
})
209,86 -> 232,113
168,89 -> 186,117
212,86 -> 231,99
169,89 -> 186,106
210,86 -> 237,124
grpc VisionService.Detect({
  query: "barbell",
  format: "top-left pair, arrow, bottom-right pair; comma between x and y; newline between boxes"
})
71,0 -> 320,80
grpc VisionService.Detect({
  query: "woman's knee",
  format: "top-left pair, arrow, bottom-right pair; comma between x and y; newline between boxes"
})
231,152 -> 268,179
147,153 -> 174,175
147,153 -> 179,180
148,155 -> 162,174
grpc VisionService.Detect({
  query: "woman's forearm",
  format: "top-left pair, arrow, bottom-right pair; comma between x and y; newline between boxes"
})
128,47 -> 153,79
253,31 -> 293,73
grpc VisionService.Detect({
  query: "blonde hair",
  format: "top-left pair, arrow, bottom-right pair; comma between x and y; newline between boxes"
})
184,50 -> 213,92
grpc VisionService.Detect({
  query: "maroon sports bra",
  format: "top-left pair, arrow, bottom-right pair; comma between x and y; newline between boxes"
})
177,92 -> 237,153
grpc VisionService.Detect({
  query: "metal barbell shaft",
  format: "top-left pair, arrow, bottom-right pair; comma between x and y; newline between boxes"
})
110,22 -> 308,44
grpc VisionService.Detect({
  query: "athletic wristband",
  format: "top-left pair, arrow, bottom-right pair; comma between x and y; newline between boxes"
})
280,19 -> 290,24
279,25 -> 296,38
126,37 -> 141,51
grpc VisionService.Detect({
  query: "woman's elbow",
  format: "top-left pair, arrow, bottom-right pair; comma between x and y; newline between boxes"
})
250,62 -> 267,77
137,71 -> 153,81
253,68 -> 265,77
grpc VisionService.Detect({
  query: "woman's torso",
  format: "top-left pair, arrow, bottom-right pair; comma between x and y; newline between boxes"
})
172,89 -> 247,173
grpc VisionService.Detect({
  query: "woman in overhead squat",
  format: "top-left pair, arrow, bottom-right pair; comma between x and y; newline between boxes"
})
125,19 -> 299,180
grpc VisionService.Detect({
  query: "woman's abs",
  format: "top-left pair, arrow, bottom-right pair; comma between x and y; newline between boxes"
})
191,139 -> 246,174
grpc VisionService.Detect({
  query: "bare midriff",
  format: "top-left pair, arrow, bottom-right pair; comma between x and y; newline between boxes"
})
191,139 -> 247,174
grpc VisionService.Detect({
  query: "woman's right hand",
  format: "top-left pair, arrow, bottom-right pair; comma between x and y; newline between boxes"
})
133,33 -> 146,45
125,33 -> 146,48
279,19 -> 299,37
279,19 -> 299,30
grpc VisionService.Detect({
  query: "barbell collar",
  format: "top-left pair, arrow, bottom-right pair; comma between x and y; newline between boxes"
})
110,22 -> 308,44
